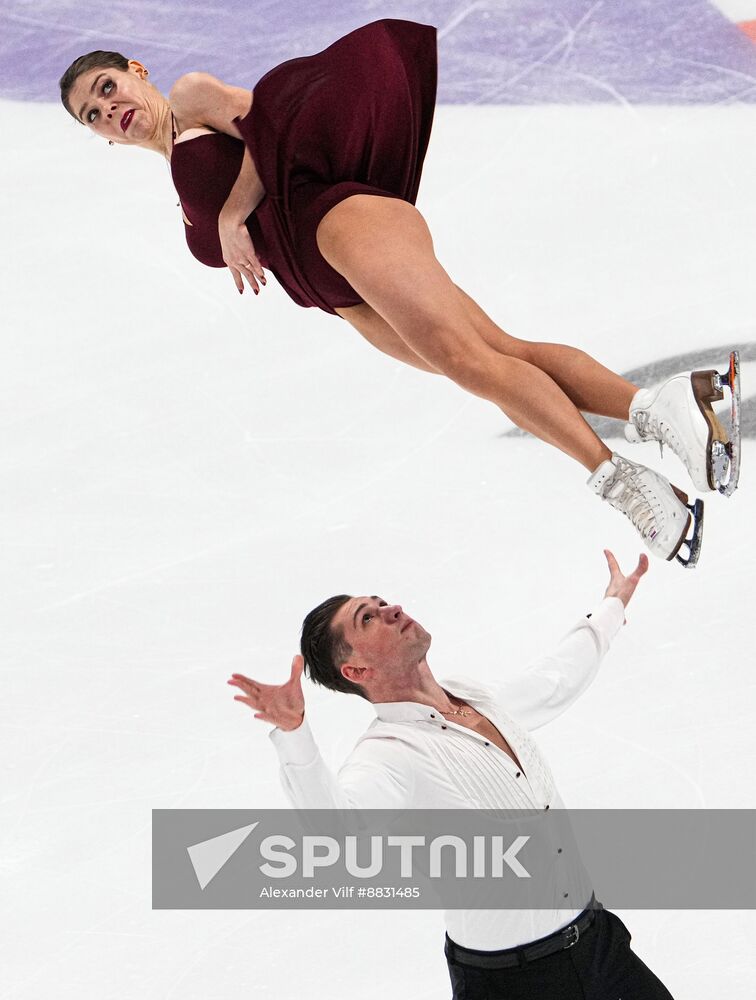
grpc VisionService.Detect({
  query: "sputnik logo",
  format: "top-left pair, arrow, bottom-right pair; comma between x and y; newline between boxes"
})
186,822 -> 533,887
187,821 -> 260,890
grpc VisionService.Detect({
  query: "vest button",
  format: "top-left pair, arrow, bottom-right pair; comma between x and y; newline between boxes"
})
441,725 -> 447,730
557,848 -> 563,854
515,771 -> 521,778
544,805 -> 550,811
484,741 -> 490,746
430,713 -> 435,718
563,892 -> 569,898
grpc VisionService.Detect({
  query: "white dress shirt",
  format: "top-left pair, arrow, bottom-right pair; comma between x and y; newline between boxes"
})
269,597 -> 625,949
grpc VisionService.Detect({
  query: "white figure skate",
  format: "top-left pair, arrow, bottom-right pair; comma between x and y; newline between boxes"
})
588,453 -> 704,567
625,351 -> 741,496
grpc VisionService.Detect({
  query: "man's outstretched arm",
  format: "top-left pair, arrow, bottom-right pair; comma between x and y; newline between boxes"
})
229,657 -> 412,810
498,550 -> 649,731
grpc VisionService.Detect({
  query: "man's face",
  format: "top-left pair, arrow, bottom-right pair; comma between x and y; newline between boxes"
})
331,596 -> 431,686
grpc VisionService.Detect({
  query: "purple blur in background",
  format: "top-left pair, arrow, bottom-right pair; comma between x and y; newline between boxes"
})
3,0 -> 756,105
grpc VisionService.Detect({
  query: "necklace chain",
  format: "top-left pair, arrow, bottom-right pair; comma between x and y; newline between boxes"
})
440,703 -> 473,717
167,111 -> 181,209
167,110 -> 176,159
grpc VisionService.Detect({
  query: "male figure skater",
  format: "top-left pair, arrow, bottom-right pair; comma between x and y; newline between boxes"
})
229,550 -> 674,998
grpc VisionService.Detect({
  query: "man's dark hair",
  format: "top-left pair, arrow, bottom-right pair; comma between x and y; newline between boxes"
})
59,51 -> 130,121
300,595 -> 370,700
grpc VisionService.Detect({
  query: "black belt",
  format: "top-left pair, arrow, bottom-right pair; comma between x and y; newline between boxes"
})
445,896 -> 602,970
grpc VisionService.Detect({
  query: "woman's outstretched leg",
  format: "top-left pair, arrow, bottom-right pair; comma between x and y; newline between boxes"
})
337,298 -> 637,423
321,196 -> 610,473
335,301 -> 440,373
337,259 -> 730,515
453,286 -> 637,419
318,194 -> 703,565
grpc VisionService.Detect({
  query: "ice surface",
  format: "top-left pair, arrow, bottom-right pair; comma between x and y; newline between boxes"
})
712,0 -> 756,20
1,67 -> 755,1000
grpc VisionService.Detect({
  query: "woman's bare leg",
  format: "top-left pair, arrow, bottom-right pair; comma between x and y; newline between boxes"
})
335,301 -> 440,373
337,302 -> 631,440
339,295 -> 638,419
453,286 -> 638,419
319,195 -> 612,472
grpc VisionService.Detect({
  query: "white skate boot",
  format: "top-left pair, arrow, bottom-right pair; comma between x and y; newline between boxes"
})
588,453 -> 704,567
624,352 -> 741,496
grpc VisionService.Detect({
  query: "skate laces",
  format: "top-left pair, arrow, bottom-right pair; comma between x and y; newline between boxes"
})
633,411 -> 683,464
602,457 -> 662,540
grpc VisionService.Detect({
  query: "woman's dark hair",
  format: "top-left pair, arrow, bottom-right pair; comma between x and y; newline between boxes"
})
59,51 -> 130,121
300,595 -> 369,700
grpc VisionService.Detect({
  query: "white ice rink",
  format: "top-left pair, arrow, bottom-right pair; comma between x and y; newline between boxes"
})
2,96 -> 755,998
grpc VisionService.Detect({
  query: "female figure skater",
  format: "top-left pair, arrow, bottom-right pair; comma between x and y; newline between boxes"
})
59,19 -> 739,567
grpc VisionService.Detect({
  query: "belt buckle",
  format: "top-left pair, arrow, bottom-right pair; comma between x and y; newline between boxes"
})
562,923 -> 580,949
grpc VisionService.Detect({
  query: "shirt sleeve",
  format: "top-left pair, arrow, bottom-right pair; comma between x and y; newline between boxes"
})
268,718 -> 415,809
497,596 -> 625,731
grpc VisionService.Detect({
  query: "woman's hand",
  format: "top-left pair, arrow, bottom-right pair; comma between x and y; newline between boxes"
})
218,214 -> 267,295
227,656 -> 305,731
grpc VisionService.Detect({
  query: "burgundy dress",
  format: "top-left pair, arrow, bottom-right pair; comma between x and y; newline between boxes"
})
170,19 -> 437,315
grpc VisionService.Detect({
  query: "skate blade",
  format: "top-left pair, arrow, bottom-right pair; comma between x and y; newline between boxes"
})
690,351 -> 741,495
691,367 -> 728,491
713,350 -> 741,497
672,498 -> 704,568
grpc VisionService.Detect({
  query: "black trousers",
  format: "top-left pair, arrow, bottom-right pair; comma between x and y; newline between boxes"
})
445,909 -> 674,1000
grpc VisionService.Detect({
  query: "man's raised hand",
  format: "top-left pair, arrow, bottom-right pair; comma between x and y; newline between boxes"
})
603,549 -> 649,618
228,655 -> 305,731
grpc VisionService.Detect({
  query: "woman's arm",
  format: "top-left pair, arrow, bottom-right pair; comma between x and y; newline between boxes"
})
219,147 -> 265,228
170,73 -> 266,293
